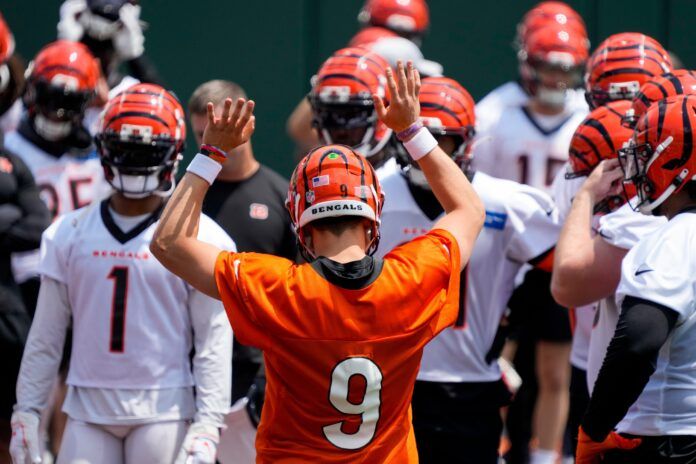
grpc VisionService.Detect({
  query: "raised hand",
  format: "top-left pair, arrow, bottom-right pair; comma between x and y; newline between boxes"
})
580,158 -> 625,205
373,60 -> 421,133
202,97 -> 256,153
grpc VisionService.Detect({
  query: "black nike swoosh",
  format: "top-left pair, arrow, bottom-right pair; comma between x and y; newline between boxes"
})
635,269 -> 653,276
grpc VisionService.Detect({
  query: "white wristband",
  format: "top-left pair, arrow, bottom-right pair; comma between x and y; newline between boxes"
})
186,153 -> 222,185
402,127 -> 439,161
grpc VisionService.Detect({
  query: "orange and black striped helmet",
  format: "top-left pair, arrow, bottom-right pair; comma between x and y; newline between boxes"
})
418,76 -> 475,167
516,1 -> 587,52
585,32 -> 673,109
624,70 -> 696,128
286,144 -> 384,259
309,47 -> 391,160
619,94 -> 696,213
97,83 -> 186,198
567,100 -> 634,213
358,0 -> 429,39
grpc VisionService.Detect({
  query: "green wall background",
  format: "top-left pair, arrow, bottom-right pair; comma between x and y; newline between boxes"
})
4,1 -> 696,177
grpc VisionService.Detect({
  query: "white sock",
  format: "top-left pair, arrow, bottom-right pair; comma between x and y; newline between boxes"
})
530,448 -> 559,464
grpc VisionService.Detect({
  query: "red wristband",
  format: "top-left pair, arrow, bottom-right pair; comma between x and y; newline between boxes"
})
200,144 -> 228,164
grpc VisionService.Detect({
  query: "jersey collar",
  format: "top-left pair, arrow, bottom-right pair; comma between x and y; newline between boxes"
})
100,198 -> 164,244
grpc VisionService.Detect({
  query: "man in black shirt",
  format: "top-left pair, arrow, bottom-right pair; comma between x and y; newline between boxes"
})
188,80 -> 296,402
0,151 -> 50,461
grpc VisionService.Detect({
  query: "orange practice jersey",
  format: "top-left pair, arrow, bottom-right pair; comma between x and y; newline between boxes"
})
214,229 -> 461,463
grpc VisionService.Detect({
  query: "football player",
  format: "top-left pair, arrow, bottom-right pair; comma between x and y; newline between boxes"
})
376,75 -> 560,463
357,0 -> 429,45
0,12 -> 24,137
474,1 -> 589,177
5,40 -> 111,316
10,84 -> 233,464
578,94 -> 696,463
151,61 -> 485,463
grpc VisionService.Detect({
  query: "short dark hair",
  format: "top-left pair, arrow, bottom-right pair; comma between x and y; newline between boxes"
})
188,80 -> 247,115
307,216 -> 367,237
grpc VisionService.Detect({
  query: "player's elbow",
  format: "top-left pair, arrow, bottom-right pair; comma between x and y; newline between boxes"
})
551,258 -> 591,307
150,231 -> 175,266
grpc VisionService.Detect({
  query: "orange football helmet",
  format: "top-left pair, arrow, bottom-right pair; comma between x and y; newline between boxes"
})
516,1 -> 587,50
24,40 -> 102,141
96,83 -> 186,198
309,47 -> 391,160
518,24 -> 589,103
567,100 -> 634,213
619,94 -> 696,213
348,26 -> 399,48
358,0 -> 429,40
624,70 -> 696,128
585,32 -> 673,109
286,144 -> 384,259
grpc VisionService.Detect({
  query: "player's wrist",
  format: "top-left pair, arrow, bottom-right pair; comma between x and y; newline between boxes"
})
200,144 -> 228,163
186,153 -> 223,185
402,127 -> 438,161
395,120 -> 423,142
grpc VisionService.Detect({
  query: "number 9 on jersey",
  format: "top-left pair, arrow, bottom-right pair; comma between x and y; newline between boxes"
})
323,357 -> 383,450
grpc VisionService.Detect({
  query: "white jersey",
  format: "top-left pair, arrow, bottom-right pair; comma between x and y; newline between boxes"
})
375,156 -> 399,180
218,398 -> 257,464
473,86 -> 587,194
39,201 -> 232,390
586,201 -> 666,392
550,163 -> 598,370
5,130 -> 111,282
377,170 -> 560,382
614,212 -> 696,435
4,131 -> 109,219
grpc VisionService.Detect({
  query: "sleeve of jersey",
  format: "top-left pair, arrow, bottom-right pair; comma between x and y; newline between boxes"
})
38,216 -> 70,284
387,229 -> 461,336
214,251 -> 289,351
615,226 -> 694,322
505,187 -> 561,264
598,204 -> 665,250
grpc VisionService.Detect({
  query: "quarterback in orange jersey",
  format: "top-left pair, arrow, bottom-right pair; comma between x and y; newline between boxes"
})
151,61 -> 485,463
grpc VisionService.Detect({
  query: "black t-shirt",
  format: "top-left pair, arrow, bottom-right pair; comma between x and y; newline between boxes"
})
202,165 -> 296,259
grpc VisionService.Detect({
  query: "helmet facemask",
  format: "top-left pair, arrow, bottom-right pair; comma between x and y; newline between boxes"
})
98,135 -> 181,199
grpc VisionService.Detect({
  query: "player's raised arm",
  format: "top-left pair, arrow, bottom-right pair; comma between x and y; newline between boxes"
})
374,61 -> 485,266
151,98 -> 256,298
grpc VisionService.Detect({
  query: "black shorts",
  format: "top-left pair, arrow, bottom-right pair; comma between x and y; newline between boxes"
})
508,268 -> 572,343
602,434 -> 696,463
411,379 -> 512,464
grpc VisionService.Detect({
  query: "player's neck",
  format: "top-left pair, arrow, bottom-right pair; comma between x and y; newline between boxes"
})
527,99 -> 565,116
218,144 -> 260,182
109,193 -> 164,217
658,191 -> 696,219
312,229 -> 368,263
